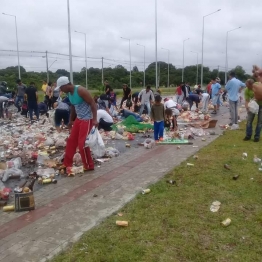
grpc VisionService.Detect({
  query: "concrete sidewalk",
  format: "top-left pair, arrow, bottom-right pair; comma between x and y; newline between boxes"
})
0,107 -> 243,262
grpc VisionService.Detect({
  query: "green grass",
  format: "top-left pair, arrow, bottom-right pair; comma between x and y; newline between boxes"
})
52,122 -> 262,262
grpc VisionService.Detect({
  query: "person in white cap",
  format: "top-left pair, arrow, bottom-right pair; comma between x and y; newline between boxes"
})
56,76 -> 98,171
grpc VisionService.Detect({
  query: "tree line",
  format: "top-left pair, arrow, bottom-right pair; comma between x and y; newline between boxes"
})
0,63 -> 251,91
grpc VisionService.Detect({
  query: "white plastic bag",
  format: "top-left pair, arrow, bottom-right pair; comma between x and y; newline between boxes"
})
248,100 -> 259,114
37,152 -> 50,164
143,139 -> 155,149
44,137 -> 54,146
6,157 -> 22,169
105,147 -> 120,157
85,127 -> 105,158
49,110 -> 56,126
2,168 -> 24,182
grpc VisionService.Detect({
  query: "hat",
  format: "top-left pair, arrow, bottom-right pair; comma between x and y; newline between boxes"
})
164,98 -> 169,102
56,76 -> 70,91
216,77 -> 221,82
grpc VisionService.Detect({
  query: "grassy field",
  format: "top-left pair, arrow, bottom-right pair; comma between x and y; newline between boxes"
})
52,123 -> 262,262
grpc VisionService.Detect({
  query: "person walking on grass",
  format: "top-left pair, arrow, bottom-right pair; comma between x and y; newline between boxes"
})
55,76 -> 98,172
150,95 -> 165,142
138,85 -> 154,116
225,71 -> 245,128
25,82 -> 39,124
211,77 -> 221,114
243,79 -> 262,142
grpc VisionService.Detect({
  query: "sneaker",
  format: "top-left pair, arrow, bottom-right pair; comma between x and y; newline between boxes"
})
254,138 -> 260,142
231,124 -> 239,130
211,111 -> 217,114
159,137 -> 164,142
243,136 -> 251,141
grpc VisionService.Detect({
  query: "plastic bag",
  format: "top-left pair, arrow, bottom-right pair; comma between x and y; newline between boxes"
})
37,152 -> 50,164
6,157 -> 22,169
143,139 -> 155,149
73,152 -> 82,166
36,168 -> 55,178
44,137 -> 54,146
248,100 -> 259,114
55,138 -> 66,148
49,110 -> 56,126
2,168 -> 24,182
190,127 -> 205,137
105,147 -> 120,157
85,127 -> 98,148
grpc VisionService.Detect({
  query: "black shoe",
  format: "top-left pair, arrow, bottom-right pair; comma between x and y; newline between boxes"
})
243,136 -> 251,141
254,138 -> 260,142
211,111 -> 217,114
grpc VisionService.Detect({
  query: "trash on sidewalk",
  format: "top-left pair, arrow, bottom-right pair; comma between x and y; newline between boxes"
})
125,144 -> 131,148
166,180 -> 177,185
3,205 -> 15,212
242,152 -> 247,160
116,220 -> 129,227
142,189 -> 151,194
117,212 -> 123,217
193,155 -> 198,159
143,139 -> 155,149
210,201 -> 221,212
221,218 -> 231,227
187,163 -> 194,167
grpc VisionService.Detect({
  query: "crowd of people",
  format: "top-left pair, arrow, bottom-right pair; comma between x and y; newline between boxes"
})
0,65 -> 262,172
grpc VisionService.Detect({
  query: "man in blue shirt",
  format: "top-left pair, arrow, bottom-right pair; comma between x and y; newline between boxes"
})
211,77 -> 221,114
225,71 -> 245,127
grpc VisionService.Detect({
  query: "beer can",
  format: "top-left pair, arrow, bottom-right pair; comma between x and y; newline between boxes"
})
221,218 -> 231,227
42,178 -> 52,184
116,220 -> 128,227
3,205 -> 15,212
142,189 -> 151,194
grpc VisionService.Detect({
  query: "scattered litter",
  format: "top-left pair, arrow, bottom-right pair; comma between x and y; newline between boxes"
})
193,155 -> 198,159
117,212 -> 123,217
143,139 -> 155,149
125,144 -> 131,148
221,218 -> 231,227
187,163 -> 194,167
192,146 -> 198,148
177,146 -> 181,149
242,152 -> 247,160
166,180 -> 177,185
209,131 -> 216,135
233,175 -> 240,180
116,220 -> 128,227
259,168 -> 262,171
201,138 -> 206,141
224,164 -> 231,170
142,189 -> 151,194
3,205 -> 15,212
210,201 -> 221,212
253,155 -> 261,163
93,194 -> 98,197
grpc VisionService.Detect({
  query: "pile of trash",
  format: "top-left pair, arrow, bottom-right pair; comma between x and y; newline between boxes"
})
178,111 -> 211,122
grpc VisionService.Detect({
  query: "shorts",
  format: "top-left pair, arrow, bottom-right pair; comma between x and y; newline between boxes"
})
55,109 -> 69,127
212,95 -> 219,105
170,107 -> 180,116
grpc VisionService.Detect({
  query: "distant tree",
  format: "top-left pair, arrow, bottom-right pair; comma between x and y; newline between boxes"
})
133,66 -> 139,72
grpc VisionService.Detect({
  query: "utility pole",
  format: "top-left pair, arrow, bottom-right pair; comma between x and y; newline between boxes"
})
46,51 -> 49,82
217,65 -> 220,77
101,57 -> 104,84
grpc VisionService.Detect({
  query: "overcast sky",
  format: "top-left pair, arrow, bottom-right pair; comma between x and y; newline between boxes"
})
1,0 -> 261,74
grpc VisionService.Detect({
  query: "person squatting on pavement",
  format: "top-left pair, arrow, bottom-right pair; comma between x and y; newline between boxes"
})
243,79 -> 262,142
225,71 -> 245,127
138,85 -> 154,116
151,95 -> 165,142
164,98 -> 180,130
55,76 -> 98,171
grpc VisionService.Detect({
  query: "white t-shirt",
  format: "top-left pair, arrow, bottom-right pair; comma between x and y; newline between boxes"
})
97,109 -> 113,123
164,100 -> 177,109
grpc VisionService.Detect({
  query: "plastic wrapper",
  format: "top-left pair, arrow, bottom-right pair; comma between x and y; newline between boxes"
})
143,139 -> 155,149
44,137 -> 54,146
6,157 -> 22,169
55,138 -> 66,148
73,152 -> 82,166
248,100 -> 259,114
48,110 -> 56,126
190,127 -> 205,137
105,147 -> 120,157
36,168 -> 55,178
37,152 -> 50,164
2,168 -> 24,182
66,166 -> 84,175
115,133 -> 124,140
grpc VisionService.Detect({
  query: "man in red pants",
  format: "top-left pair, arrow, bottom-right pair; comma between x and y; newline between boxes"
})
56,76 -> 98,171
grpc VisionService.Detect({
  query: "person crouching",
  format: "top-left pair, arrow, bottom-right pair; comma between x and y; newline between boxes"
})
150,95 -> 165,142
53,101 -> 70,132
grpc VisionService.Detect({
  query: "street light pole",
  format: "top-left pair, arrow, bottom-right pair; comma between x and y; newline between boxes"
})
200,9 -> 221,88
191,51 -> 199,85
155,0 -> 158,89
2,12 -> 21,79
75,30 -> 88,89
225,26 -> 241,83
101,57 -> 104,84
161,48 -> 170,87
121,37 -> 132,89
46,51 -> 49,83
67,0 -> 73,83
182,39 -> 189,82
137,43 -> 146,88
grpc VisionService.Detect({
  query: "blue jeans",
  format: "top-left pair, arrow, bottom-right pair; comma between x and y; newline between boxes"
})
139,102 -> 151,116
122,109 -> 143,122
246,106 -> 262,139
154,121 -> 164,140
28,102 -> 39,121
15,96 -> 24,111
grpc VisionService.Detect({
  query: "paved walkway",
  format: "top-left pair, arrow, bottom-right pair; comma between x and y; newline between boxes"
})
0,106 -> 244,262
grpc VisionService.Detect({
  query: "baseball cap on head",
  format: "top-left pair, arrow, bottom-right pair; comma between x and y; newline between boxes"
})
55,76 -> 70,91
216,77 -> 221,82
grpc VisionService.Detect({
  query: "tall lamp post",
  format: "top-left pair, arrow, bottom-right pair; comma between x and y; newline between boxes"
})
2,12 -> 20,79
225,26 -> 241,83
75,30 -> 88,89
67,0 -> 73,83
137,43 -> 146,88
191,51 -> 199,85
161,47 -> 170,87
155,0 -> 158,89
121,37 -> 132,89
200,9 -> 221,88
182,38 -> 189,82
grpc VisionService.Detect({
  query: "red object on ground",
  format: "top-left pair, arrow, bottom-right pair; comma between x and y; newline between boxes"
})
0,188 -> 12,200
64,118 -> 94,170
